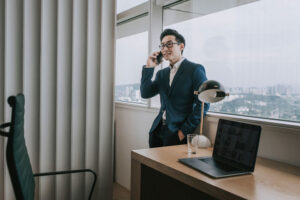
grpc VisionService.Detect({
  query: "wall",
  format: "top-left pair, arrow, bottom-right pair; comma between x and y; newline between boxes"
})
115,104 -> 155,189
115,102 -> 300,190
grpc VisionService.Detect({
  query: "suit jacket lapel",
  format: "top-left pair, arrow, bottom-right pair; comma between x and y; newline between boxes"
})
169,59 -> 187,96
161,67 -> 170,95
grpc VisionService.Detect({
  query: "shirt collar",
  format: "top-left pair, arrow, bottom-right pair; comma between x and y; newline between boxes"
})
170,57 -> 185,70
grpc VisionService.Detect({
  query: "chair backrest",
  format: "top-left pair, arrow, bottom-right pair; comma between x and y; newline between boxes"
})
6,94 -> 35,200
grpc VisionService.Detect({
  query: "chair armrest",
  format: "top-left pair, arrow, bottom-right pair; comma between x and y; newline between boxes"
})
34,169 -> 97,200
0,122 -> 10,137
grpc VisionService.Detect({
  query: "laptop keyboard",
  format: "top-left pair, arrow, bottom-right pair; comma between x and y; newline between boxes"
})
199,157 -> 238,172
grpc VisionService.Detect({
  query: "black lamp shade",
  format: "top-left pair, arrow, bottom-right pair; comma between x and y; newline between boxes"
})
197,80 -> 227,103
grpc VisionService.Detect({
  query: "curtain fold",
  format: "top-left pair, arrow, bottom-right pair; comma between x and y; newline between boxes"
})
4,1 -> 24,199
0,0 -> 5,199
39,0 -> 58,199
70,0 -> 88,199
23,0 -> 41,199
0,0 -> 115,199
56,0 -> 73,199
85,0 -> 101,198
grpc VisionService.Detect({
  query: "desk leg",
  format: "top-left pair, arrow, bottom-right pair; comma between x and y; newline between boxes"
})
131,158 -> 141,200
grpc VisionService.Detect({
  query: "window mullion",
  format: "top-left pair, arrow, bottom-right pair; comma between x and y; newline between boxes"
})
148,0 -> 163,109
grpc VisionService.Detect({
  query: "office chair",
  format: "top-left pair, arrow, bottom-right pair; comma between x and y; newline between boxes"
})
0,94 -> 97,200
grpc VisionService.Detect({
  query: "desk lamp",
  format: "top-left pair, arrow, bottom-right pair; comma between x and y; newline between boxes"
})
194,80 -> 229,148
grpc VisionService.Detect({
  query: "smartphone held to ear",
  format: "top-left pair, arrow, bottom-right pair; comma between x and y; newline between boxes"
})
156,52 -> 163,64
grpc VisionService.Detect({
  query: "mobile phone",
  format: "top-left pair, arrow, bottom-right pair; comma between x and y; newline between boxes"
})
156,51 -> 163,64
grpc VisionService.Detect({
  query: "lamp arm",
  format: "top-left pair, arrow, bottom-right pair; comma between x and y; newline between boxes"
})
200,101 -> 204,135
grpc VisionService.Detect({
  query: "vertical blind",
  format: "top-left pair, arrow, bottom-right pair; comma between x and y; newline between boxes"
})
0,0 -> 115,199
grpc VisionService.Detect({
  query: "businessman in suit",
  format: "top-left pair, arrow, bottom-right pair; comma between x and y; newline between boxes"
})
140,29 -> 209,148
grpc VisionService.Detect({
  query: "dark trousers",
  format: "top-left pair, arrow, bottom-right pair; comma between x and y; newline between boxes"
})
149,122 -> 187,148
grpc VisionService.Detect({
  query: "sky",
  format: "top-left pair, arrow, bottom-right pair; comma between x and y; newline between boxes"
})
115,0 -> 300,89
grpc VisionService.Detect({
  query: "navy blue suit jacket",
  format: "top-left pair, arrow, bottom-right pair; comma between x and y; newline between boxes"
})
140,59 -> 209,136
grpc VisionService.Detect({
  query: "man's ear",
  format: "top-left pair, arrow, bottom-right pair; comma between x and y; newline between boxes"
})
180,43 -> 185,51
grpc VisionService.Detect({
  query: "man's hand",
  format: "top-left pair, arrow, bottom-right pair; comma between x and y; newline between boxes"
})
146,51 -> 161,68
178,129 -> 185,141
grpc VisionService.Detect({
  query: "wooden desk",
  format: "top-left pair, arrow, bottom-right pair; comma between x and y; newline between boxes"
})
131,145 -> 300,200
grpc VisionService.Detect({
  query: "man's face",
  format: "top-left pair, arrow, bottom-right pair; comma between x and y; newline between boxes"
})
160,35 -> 184,63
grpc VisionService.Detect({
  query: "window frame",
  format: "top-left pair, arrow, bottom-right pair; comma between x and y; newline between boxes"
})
115,0 -> 300,129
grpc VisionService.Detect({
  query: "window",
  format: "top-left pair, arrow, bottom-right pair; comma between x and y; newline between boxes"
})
163,0 -> 300,122
115,12 -> 149,105
115,31 -> 148,105
117,0 -> 148,14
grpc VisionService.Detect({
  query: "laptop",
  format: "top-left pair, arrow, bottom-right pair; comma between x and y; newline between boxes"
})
179,119 -> 261,178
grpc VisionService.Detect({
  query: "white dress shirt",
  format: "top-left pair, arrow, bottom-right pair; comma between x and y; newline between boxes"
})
162,57 -> 185,121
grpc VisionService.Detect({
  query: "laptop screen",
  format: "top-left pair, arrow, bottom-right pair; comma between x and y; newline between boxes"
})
213,119 -> 261,171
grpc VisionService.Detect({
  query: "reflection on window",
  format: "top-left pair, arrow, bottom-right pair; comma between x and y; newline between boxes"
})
164,0 -> 300,122
117,0 -> 148,13
115,31 -> 148,105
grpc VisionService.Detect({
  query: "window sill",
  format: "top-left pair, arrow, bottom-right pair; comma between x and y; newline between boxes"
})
115,101 -> 159,113
114,101 -> 300,132
206,112 -> 300,132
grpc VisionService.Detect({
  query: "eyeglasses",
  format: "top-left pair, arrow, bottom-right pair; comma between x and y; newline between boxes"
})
159,41 -> 180,50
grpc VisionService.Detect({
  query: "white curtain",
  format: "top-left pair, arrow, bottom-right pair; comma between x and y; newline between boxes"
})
0,0 -> 115,199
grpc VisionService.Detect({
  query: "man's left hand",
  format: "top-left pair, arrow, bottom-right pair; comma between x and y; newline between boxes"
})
178,129 -> 185,141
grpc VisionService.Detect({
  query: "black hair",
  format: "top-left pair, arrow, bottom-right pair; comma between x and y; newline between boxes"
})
160,29 -> 185,53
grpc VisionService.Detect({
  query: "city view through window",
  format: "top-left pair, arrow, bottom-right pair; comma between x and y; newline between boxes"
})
115,0 -> 300,123
115,31 -> 148,105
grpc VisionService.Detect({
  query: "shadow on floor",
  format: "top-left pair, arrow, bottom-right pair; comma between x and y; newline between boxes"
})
113,182 -> 130,200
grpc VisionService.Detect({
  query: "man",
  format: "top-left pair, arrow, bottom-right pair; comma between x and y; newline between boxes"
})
140,29 -> 209,148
